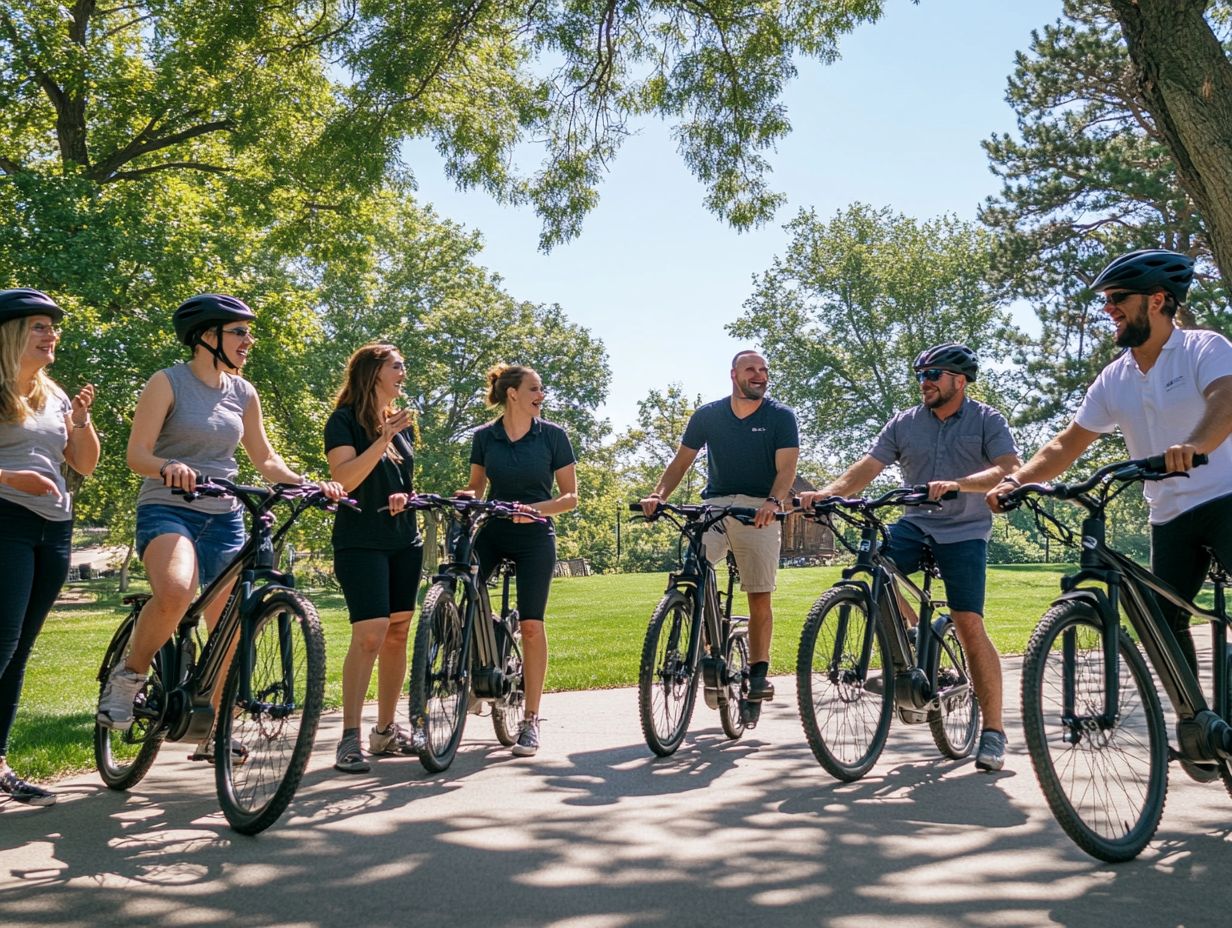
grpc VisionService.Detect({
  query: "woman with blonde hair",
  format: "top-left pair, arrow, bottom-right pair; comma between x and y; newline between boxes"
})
0,289 -> 98,805
459,363 -> 577,756
325,342 -> 423,773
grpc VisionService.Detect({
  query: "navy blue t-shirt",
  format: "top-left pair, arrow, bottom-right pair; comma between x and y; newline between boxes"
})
469,417 -> 576,504
681,397 -> 799,498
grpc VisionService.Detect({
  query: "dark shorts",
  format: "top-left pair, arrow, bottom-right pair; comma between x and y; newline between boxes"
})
884,518 -> 988,616
334,544 -> 425,623
135,503 -> 245,588
474,519 -> 557,621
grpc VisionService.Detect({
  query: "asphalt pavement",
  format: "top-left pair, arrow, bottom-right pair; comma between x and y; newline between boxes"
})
3,658 -> 1231,928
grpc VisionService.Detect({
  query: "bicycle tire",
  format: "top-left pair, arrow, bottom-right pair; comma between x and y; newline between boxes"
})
409,582 -> 470,772
215,591 -> 325,835
1222,653 -> 1232,801
796,587 -> 892,781
1021,601 -> 1168,863
638,592 -> 700,756
719,628 -> 750,740
492,613 -> 525,747
927,619 -> 980,759
94,614 -> 167,791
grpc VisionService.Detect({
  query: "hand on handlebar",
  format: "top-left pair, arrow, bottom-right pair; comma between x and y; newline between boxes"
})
510,501 -> 539,524
986,480 -> 1020,514
753,498 -> 781,528
927,480 -> 960,501
312,479 -> 347,501
1163,443 -> 1203,475
386,491 -> 414,516
638,494 -> 662,519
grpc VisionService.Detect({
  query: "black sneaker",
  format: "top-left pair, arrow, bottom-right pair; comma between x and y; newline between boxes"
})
863,673 -> 884,695
1179,758 -> 1220,783
0,770 -> 56,807
747,677 -> 775,702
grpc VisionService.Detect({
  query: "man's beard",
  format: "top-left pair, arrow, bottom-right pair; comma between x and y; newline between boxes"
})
739,381 -> 766,400
1115,314 -> 1151,348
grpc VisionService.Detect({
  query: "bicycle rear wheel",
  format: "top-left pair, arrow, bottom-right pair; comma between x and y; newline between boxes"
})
409,582 -> 469,772
94,614 -> 167,790
927,618 -> 980,758
719,626 -> 750,740
492,613 -> 525,747
638,592 -> 700,756
215,591 -> 325,835
1021,601 -> 1168,863
796,587 -> 892,781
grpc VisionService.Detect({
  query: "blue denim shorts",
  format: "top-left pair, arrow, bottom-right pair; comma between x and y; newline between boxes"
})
884,518 -> 988,616
135,503 -> 245,588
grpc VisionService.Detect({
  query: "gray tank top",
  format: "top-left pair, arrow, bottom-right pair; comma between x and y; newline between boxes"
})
0,384 -> 72,521
136,363 -> 256,514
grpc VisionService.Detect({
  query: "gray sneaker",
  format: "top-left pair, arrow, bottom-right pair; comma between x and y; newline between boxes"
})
96,665 -> 148,731
975,729 -> 1007,772
0,770 -> 56,807
334,734 -> 370,773
511,715 -> 540,757
368,722 -> 418,756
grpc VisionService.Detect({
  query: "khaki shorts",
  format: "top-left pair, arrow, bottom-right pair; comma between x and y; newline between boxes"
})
702,494 -> 781,593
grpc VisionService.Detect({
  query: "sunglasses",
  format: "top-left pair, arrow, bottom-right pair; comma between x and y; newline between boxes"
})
915,368 -> 954,383
30,323 -> 63,337
1102,291 -> 1145,307
220,326 -> 255,339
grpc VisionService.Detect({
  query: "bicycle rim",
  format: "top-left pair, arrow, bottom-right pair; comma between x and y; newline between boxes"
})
638,593 -> 699,756
928,620 -> 980,759
492,616 -> 525,747
719,630 -> 750,740
1021,602 -> 1167,862
215,592 -> 325,835
410,583 -> 469,772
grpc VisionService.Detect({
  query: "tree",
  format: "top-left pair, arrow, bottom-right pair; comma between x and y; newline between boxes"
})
729,203 -> 1022,470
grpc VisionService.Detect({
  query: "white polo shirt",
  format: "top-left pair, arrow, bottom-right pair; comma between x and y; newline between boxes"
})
1075,327 -> 1232,524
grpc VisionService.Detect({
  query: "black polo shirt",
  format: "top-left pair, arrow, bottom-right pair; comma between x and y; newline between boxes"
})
469,417 -> 576,504
324,405 -> 420,550
680,396 -> 799,498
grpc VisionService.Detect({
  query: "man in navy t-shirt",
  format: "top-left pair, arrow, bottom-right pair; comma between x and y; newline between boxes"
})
640,350 -> 799,705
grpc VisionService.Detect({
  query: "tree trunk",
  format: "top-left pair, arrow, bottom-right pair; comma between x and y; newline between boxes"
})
1110,1 -> 1232,286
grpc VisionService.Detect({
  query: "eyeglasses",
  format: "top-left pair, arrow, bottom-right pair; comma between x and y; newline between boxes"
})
220,326 -> 255,339
1102,291 -> 1144,307
915,368 -> 953,383
30,323 -> 62,338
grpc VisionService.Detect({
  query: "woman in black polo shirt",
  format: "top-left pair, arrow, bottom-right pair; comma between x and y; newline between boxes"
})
325,343 -> 423,774
462,363 -> 577,757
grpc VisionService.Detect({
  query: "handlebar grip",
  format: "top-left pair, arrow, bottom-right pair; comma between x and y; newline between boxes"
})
1144,452 -> 1209,473
1196,453 -> 1209,467
629,501 -> 648,512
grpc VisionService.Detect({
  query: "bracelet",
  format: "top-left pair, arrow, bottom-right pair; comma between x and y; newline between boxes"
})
159,459 -> 181,478
766,496 -> 782,508
1002,475 -> 1022,487
71,413 -> 91,429
648,492 -> 663,500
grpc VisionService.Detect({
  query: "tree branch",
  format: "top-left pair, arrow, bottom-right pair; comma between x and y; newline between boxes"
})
88,119 -> 236,180
105,161 -> 231,181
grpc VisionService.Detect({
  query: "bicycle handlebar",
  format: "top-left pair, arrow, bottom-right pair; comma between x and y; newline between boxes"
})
793,485 -> 958,515
627,500 -> 787,526
172,475 -> 358,513
392,493 -> 549,524
998,454 -> 1208,511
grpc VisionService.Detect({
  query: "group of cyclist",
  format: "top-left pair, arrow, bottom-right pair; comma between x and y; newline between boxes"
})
2,244 -> 1230,807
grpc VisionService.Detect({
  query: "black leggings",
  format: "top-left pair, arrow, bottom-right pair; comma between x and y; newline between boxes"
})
1150,493 -> 1232,676
0,498 -> 72,756
474,520 -> 557,620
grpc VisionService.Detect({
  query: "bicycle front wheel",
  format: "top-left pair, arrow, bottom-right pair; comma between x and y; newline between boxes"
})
928,619 -> 980,758
215,591 -> 326,835
638,592 -> 700,756
94,614 -> 167,791
409,582 -> 469,772
796,587 -> 892,781
1021,601 -> 1168,863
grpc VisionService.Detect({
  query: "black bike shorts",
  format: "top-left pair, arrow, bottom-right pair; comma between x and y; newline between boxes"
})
474,519 -> 557,621
334,543 -> 424,623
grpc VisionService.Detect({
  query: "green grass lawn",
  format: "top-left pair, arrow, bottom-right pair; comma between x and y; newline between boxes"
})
10,564 -> 1072,781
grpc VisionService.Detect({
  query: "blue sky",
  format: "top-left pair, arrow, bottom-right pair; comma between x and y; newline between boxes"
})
404,1 -> 1064,432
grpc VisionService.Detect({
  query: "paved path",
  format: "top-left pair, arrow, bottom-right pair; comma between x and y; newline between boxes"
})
3,660 -> 1230,928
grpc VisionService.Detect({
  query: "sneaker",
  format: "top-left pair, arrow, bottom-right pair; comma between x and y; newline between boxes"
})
96,665 -> 148,731
1179,757 -> 1221,783
747,676 -> 775,702
512,716 -> 540,757
0,770 -> 56,807
975,729 -> 1007,772
334,734 -> 370,773
369,722 -> 418,756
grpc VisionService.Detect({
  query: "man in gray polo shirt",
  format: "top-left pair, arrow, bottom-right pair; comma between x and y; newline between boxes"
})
801,343 -> 1021,771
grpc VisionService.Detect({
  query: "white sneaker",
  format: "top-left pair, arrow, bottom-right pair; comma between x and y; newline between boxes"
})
368,722 -> 418,756
96,666 -> 148,731
512,715 -> 540,757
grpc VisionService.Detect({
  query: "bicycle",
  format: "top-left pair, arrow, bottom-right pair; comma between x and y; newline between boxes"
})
402,494 -> 535,772
628,501 -> 784,757
795,487 -> 980,781
94,478 -> 345,834
1000,453 -> 1232,862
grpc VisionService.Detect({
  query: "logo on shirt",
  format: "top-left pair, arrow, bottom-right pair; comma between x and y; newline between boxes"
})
1165,375 -> 1187,391
750,427 -> 767,432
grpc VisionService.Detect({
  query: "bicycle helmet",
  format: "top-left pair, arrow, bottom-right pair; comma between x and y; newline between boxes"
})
0,288 -> 65,325
172,293 -> 255,369
1090,249 -> 1194,303
913,342 -> 978,382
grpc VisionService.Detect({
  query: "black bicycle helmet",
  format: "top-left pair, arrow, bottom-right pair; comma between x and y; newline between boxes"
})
172,293 -> 255,346
913,342 -> 978,382
1090,249 -> 1194,303
0,288 -> 65,325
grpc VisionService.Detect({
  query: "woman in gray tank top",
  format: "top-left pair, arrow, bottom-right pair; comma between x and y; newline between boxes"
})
96,294 -> 344,763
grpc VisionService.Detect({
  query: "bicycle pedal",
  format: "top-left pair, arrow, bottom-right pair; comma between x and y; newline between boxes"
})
187,751 -> 210,763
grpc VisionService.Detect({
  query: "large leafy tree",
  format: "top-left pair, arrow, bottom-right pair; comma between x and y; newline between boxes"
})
729,203 -> 1022,472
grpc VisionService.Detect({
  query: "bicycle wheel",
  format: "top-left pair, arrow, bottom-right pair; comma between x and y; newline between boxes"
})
94,615 -> 167,791
638,592 -> 700,756
1021,601 -> 1168,863
1221,652 -> 1232,801
492,613 -> 525,747
796,587 -> 892,781
719,627 -> 750,740
409,582 -> 469,772
215,591 -> 325,835
928,619 -> 980,759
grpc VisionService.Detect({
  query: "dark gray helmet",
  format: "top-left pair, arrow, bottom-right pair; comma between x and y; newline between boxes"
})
913,342 -> 978,382
1090,249 -> 1194,302
0,288 -> 65,325
172,293 -> 255,346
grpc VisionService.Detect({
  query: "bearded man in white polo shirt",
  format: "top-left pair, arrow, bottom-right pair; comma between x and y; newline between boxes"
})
988,248 -> 1232,683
